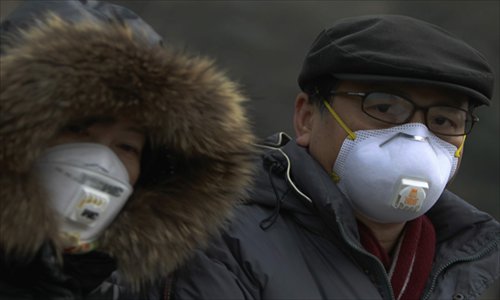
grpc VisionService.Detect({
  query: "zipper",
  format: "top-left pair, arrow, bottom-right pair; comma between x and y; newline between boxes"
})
421,238 -> 498,300
337,224 -> 396,300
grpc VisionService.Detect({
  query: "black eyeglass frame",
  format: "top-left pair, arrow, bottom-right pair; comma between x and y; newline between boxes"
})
328,91 -> 479,136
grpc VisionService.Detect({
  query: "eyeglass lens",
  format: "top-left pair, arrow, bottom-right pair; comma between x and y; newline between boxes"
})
361,92 -> 472,136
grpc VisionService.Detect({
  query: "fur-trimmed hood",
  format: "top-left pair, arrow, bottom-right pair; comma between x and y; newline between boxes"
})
0,16 -> 255,288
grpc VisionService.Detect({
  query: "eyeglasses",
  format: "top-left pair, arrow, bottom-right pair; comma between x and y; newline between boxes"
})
329,91 -> 478,136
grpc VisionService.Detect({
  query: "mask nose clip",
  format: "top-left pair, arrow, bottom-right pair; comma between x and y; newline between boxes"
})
380,132 -> 428,147
411,135 -> 427,142
83,163 -> 110,174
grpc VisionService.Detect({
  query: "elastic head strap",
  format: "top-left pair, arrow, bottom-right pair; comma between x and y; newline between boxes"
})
330,171 -> 341,183
323,100 -> 357,140
454,135 -> 467,158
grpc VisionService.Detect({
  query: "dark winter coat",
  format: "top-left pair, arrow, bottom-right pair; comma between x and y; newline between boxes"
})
0,2 -> 255,299
174,133 -> 500,300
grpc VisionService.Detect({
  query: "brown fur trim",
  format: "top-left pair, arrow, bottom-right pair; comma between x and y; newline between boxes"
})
0,16 -> 255,288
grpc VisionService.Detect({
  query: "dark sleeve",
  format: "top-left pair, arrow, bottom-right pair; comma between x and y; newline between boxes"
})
63,251 -> 116,296
0,242 -> 81,300
173,233 -> 260,300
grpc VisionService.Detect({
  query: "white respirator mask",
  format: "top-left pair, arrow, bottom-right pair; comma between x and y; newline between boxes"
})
33,143 -> 133,253
324,101 -> 462,223
333,123 -> 459,223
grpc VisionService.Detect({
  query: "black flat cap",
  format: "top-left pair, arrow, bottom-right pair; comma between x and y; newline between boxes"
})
298,15 -> 494,106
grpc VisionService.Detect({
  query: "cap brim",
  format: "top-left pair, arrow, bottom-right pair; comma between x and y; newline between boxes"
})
333,73 -> 490,106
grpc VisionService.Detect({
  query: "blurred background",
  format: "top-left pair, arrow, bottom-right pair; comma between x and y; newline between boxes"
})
1,1 -> 499,298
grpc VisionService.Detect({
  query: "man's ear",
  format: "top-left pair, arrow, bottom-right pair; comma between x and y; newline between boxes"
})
294,92 -> 315,147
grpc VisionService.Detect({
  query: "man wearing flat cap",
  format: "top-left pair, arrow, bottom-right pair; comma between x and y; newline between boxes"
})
173,15 -> 499,300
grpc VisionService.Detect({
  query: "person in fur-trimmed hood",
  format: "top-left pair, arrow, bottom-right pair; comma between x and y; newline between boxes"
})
0,1 -> 255,299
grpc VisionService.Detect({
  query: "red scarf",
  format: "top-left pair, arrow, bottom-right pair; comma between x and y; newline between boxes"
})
358,216 -> 436,300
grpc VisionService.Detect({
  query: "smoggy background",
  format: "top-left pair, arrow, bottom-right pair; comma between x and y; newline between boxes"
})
1,1 -> 499,298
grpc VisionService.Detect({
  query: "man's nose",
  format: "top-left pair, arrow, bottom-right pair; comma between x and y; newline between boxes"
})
408,109 -> 427,125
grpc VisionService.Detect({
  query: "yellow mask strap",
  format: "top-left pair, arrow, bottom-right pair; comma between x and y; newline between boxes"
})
323,100 -> 357,140
61,232 -> 98,254
330,171 -> 341,183
454,135 -> 466,158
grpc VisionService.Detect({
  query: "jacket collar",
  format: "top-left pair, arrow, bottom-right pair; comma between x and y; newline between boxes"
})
427,190 -> 499,255
258,133 -> 361,246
